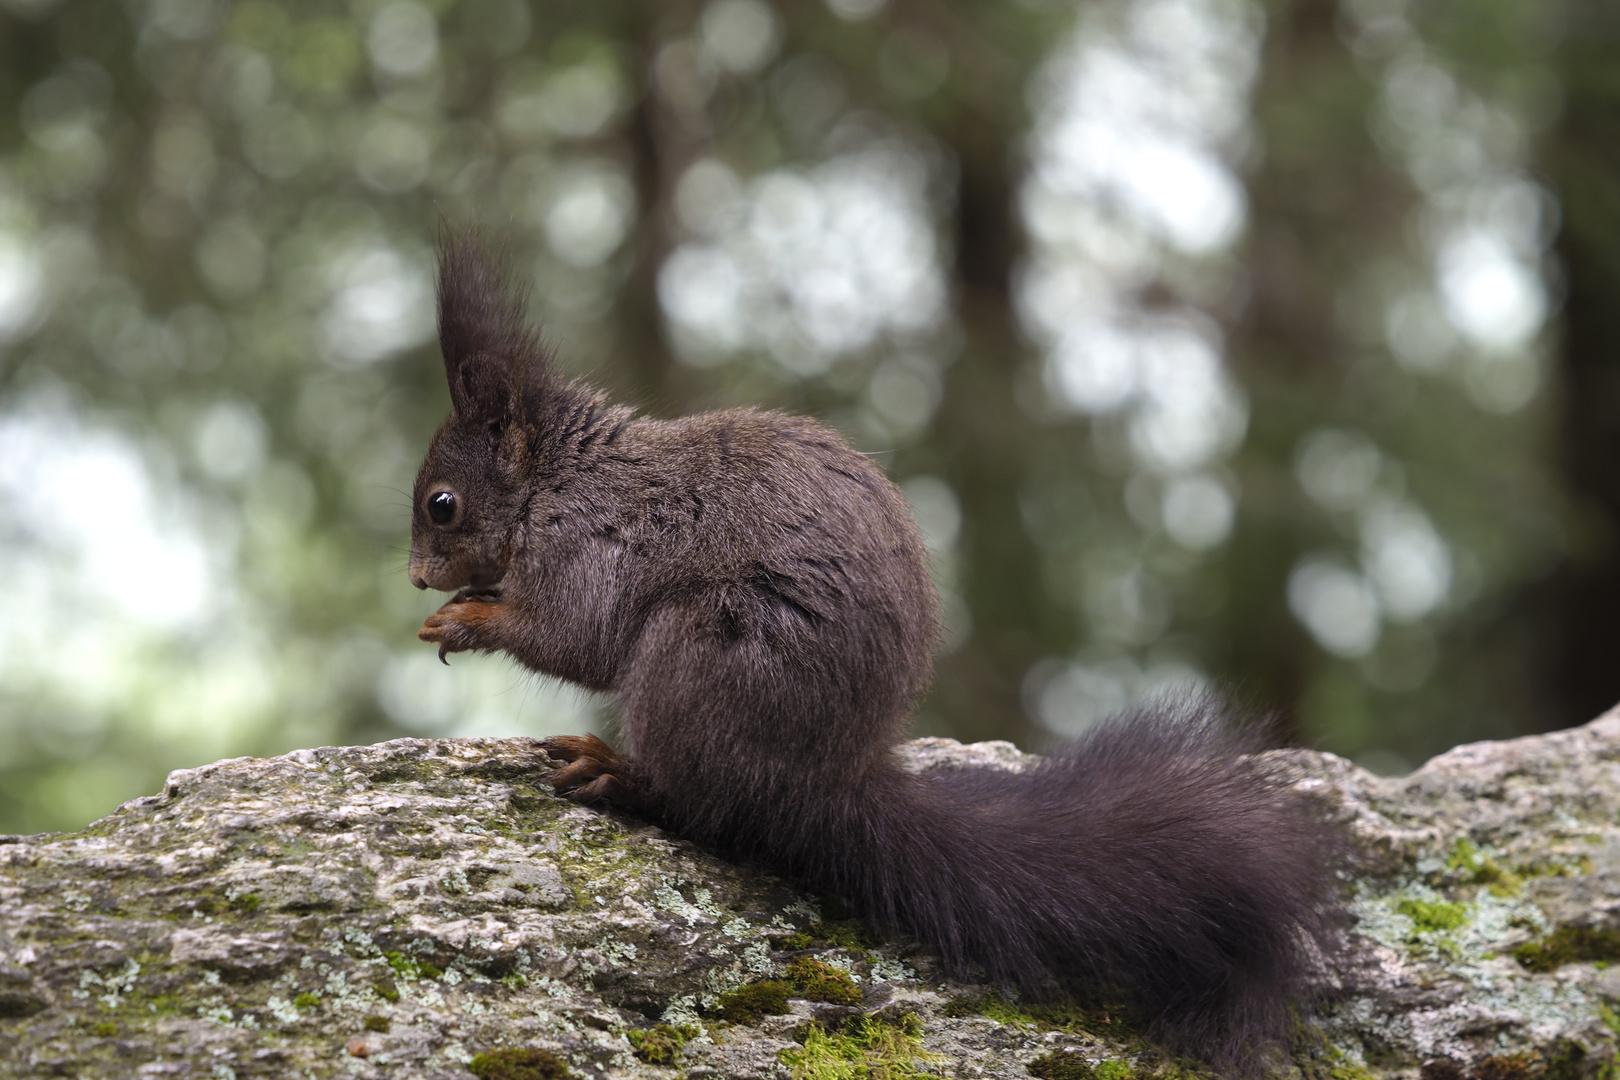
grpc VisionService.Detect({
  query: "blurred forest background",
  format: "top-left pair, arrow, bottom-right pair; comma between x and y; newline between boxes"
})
1,0 -> 1616,833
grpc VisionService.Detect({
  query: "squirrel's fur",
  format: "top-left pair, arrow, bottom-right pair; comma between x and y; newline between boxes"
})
409,231 -> 1346,1072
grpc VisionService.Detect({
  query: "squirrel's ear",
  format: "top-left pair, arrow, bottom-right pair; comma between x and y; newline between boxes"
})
435,225 -> 559,427
449,352 -> 520,437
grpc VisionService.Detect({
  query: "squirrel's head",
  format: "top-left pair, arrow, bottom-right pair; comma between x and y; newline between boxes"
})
408,229 -> 560,592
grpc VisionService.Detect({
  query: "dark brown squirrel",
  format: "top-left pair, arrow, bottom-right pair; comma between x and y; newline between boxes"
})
408,230 -> 1346,1071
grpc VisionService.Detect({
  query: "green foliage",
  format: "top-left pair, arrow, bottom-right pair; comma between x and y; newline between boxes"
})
467,1048 -> 573,1080
292,992 -> 320,1009
0,0 -> 1604,836
363,1015 -> 391,1033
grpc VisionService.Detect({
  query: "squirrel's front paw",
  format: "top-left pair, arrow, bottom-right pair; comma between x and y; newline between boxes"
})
418,596 -> 501,663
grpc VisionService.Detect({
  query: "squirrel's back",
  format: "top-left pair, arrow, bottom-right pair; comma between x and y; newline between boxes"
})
607,405 -> 940,765
631,408 -> 933,585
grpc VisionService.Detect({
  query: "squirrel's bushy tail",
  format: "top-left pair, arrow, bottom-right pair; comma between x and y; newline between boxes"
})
798,697 -> 1345,1070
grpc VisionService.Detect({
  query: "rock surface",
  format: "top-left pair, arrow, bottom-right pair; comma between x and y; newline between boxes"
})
2,709 -> 1620,1079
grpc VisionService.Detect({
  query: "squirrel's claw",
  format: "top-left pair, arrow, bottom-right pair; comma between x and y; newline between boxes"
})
538,735 -> 649,812
537,758 -> 605,792
419,596 -> 499,660
538,734 -> 617,765
563,773 -> 639,807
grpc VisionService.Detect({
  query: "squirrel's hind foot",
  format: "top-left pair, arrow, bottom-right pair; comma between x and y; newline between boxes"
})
539,735 -> 652,813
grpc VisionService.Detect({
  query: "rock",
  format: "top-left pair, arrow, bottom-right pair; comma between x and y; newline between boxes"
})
1,710 -> 1619,1079
1303,704 -> 1620,1079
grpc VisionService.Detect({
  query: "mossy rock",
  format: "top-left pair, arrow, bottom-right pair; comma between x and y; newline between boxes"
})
6,722 -> 1620,1077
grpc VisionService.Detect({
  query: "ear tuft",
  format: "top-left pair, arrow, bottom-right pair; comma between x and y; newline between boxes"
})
454,351 -> 518,437
436,224 -> 560,422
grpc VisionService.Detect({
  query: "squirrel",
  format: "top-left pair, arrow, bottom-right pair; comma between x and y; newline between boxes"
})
408,230 -> 1346,1071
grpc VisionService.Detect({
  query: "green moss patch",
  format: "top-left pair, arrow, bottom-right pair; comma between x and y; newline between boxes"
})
384,949 -> 443,980
1540,1040 -> 1589,1080
942,993 -> 1039,1027
1518,855 -> 1593,880
625,1023 -> 699,1065
1418,1044 -> 1587,1080
940,993 -> 1118,1037
779,1013 -> 937,1080
363,1015 -> 391,1033
785,957 -> 862,1006
812,919 -> 874,952
1446,837 -> 1595,901
467,1047 -> 574,1080
1028,1052 -> 1136,1080
1513,925 -> 1620,973
713,980 -> 791,1024
1397,898 -> 1469,933
367,761 -> 437,785
712,958 -> 864,1024
1330,1063 -> 1379,1080
1444,839 -> 1526,898
771,919 -> 875,956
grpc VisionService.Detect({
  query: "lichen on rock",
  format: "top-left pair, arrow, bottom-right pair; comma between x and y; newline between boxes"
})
1,710 -> 1620,1078
1299,705 -> 1620,1078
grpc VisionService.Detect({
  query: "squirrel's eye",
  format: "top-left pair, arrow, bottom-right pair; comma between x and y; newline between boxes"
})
428,491 -> 456,524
